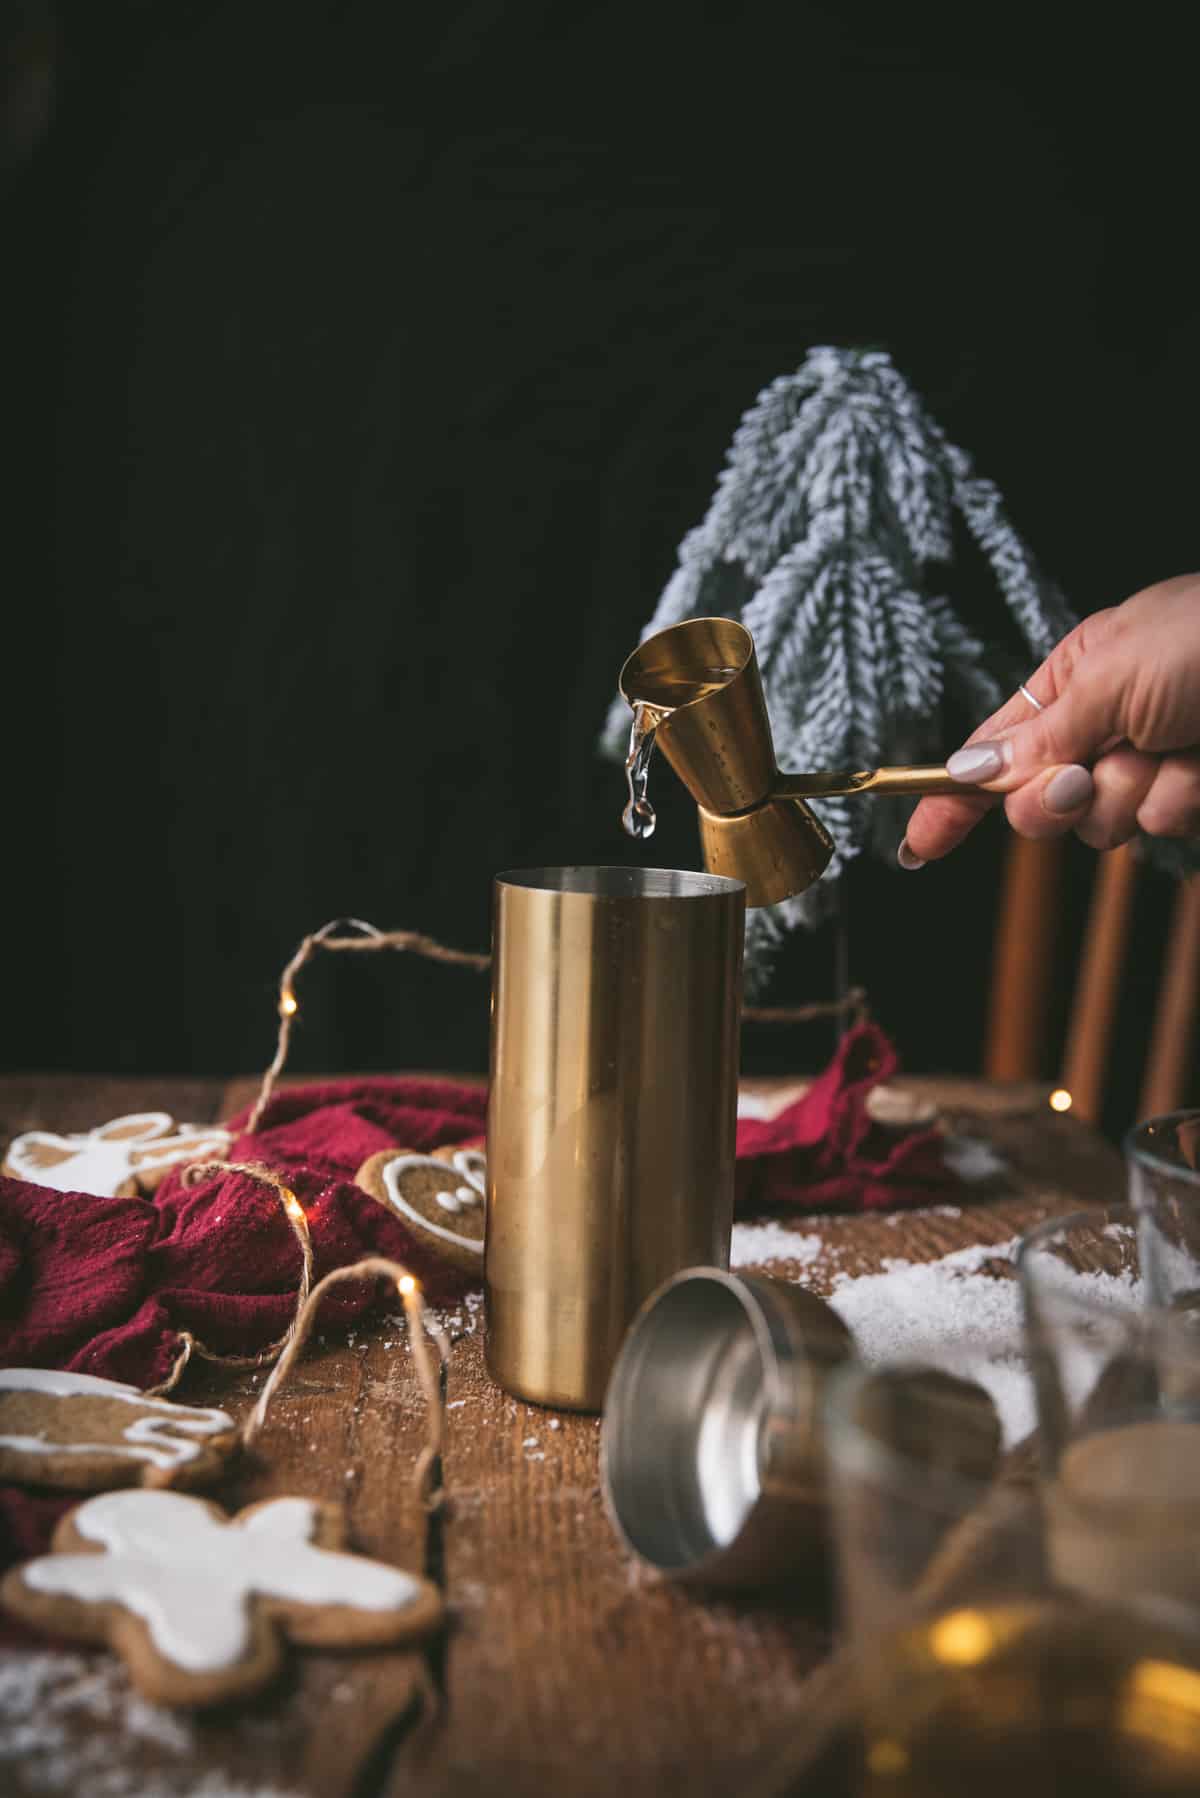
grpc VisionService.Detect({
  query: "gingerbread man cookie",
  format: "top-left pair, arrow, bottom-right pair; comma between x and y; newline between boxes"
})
4,1112 -> 232,1199
2,1489 -> 444,1706
356,1146 -> 486,1272
0,1369 -> 237,1491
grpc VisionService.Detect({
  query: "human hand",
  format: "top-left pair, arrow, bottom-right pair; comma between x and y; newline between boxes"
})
900,575 -> 1200,867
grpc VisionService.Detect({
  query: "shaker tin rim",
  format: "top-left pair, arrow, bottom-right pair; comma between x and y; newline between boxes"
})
599,1266 -> 794,1579
494,866 -> 746,901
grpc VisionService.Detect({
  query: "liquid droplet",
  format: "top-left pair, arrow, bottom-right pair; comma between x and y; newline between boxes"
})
622,795 -> 656,841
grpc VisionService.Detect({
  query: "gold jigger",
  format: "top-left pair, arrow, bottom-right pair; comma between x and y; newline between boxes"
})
619,617 -> 979,906
486,867 -> 745,1411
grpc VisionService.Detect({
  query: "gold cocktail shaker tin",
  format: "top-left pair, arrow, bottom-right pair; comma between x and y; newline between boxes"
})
601,1267 -> 854,1587
485,867 -> 745,1411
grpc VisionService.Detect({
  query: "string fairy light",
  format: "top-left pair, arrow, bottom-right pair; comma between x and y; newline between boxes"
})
242,915 -> 870,1138
145,1161 -> 314,1401
137,913 -> 875,1490
243,1256 -> 450,1510
143,1163 -> 450,1513
245,917 -> 491,1134
144,909 -> 873,1408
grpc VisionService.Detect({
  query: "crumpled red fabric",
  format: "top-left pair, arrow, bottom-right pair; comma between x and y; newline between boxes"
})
0,1078 -> 489,1584
222,1075 -> 489,1179
736,1021 -> 951,1211
0,1077 -> 489,1386
0,1031 -> 948,1581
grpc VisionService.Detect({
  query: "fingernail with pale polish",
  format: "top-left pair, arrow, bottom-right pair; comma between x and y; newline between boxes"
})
1043,764 -> 1093,814
897,839 -> 926,870
946,741 -> 1009,783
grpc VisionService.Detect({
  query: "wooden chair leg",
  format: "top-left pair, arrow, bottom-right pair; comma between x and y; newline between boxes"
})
1139,875 -> 1200,1120
985,835 -> 1065,1081
1060,844 -> 1140,1124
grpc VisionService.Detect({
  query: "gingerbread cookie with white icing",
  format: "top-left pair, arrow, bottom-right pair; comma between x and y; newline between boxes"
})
0,1369 -> 237,1491
3,1112 -> 232,1199
356,1145 -> 486,1272
1,1488 -> 443,1706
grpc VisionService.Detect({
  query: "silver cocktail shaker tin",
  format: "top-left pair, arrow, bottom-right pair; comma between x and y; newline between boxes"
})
600,1267 -> 854,1588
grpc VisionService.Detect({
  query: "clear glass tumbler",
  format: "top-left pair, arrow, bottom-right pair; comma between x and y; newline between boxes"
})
822,1343 -> 1200,1797
1017,1112 -> 1200,1628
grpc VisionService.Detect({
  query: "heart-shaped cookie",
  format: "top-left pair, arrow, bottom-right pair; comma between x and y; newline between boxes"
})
356,1146 -> 485,1273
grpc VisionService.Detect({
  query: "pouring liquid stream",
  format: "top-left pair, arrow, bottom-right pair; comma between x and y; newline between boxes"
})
621,667 -> 742,843
623,703 -> 663,841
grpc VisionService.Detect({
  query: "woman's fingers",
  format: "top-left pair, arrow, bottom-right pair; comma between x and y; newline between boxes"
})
900,681 -> 1055,864
900,588 -> 1200,867
902,743 -> 1200,868
900,791 -> 997,867
1136,750 -> 1200,838
995,745 -> 1155,849
1000,762 -> 1097,840
902,642 -> 1120,864
1068,745 -> 1159,850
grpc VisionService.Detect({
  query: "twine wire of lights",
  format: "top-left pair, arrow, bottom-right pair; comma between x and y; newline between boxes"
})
144,1160 -> 314,1400
742,986 -> 869,1027
243,1256 -> 451,1510
244,915 -> 870,1136
246,917 -> 491,1134
137,917 -> 869,1498
143,1164 -> 448,1509
148,918 -> 869,1404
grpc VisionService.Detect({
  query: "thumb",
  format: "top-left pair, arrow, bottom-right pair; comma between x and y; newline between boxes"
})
947,660 -> 1120,792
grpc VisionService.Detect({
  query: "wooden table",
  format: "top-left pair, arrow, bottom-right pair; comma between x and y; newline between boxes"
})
0,1072 -> 1123,1798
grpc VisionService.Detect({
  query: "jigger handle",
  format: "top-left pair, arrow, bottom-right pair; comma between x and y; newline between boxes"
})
775,765 -> 982,800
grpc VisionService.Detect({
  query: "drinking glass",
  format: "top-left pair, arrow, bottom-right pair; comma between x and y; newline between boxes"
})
1017,1111 -> 1200,1628
821,1350 -> 1200,1796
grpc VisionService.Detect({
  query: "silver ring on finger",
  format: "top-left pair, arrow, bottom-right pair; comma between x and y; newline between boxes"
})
1018,682 -> 1045,714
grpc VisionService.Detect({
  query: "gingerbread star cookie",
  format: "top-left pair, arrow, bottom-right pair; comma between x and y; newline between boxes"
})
2,1489 -> 444,1706
4,1112 -> 232,1199
0,1369 -> 237,1492
356,1145 -> 486,1272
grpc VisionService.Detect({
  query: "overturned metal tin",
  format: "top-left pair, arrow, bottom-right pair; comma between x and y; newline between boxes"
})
600,1267 -> 854,1588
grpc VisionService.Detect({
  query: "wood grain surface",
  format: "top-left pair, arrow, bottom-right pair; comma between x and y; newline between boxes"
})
0,1073 -> 1124,1797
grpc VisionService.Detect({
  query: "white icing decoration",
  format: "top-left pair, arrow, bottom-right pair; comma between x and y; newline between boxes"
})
5,1114 -> 232,1198
433,1183 -> 483,1216
22,1491 -> 423,1673
381,1153 -> 485,1256
450,1149 -> 486,1183
0,1369 -> 234,1470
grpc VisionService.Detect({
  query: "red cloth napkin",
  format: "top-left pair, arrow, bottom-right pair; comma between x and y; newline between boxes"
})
0,1028 -> 947,1580
222,1075 -> 488,1177
736,1021 -> 951,1211
0,1079 -> 488,1584
0,1077 -> 489,1385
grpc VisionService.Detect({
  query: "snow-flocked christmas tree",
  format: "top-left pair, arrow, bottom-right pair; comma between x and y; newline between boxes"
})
601,346 -> 1086,972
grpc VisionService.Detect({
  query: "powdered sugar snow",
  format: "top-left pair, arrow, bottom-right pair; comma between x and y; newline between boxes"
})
735,1225 -> 1141,1449
0,1651 -> 301,1796
731,1220 -> 825,1270
826,1238 -> 1035,1445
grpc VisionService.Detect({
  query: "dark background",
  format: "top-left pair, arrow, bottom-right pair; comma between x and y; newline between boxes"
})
2,2 -> 1195,1137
